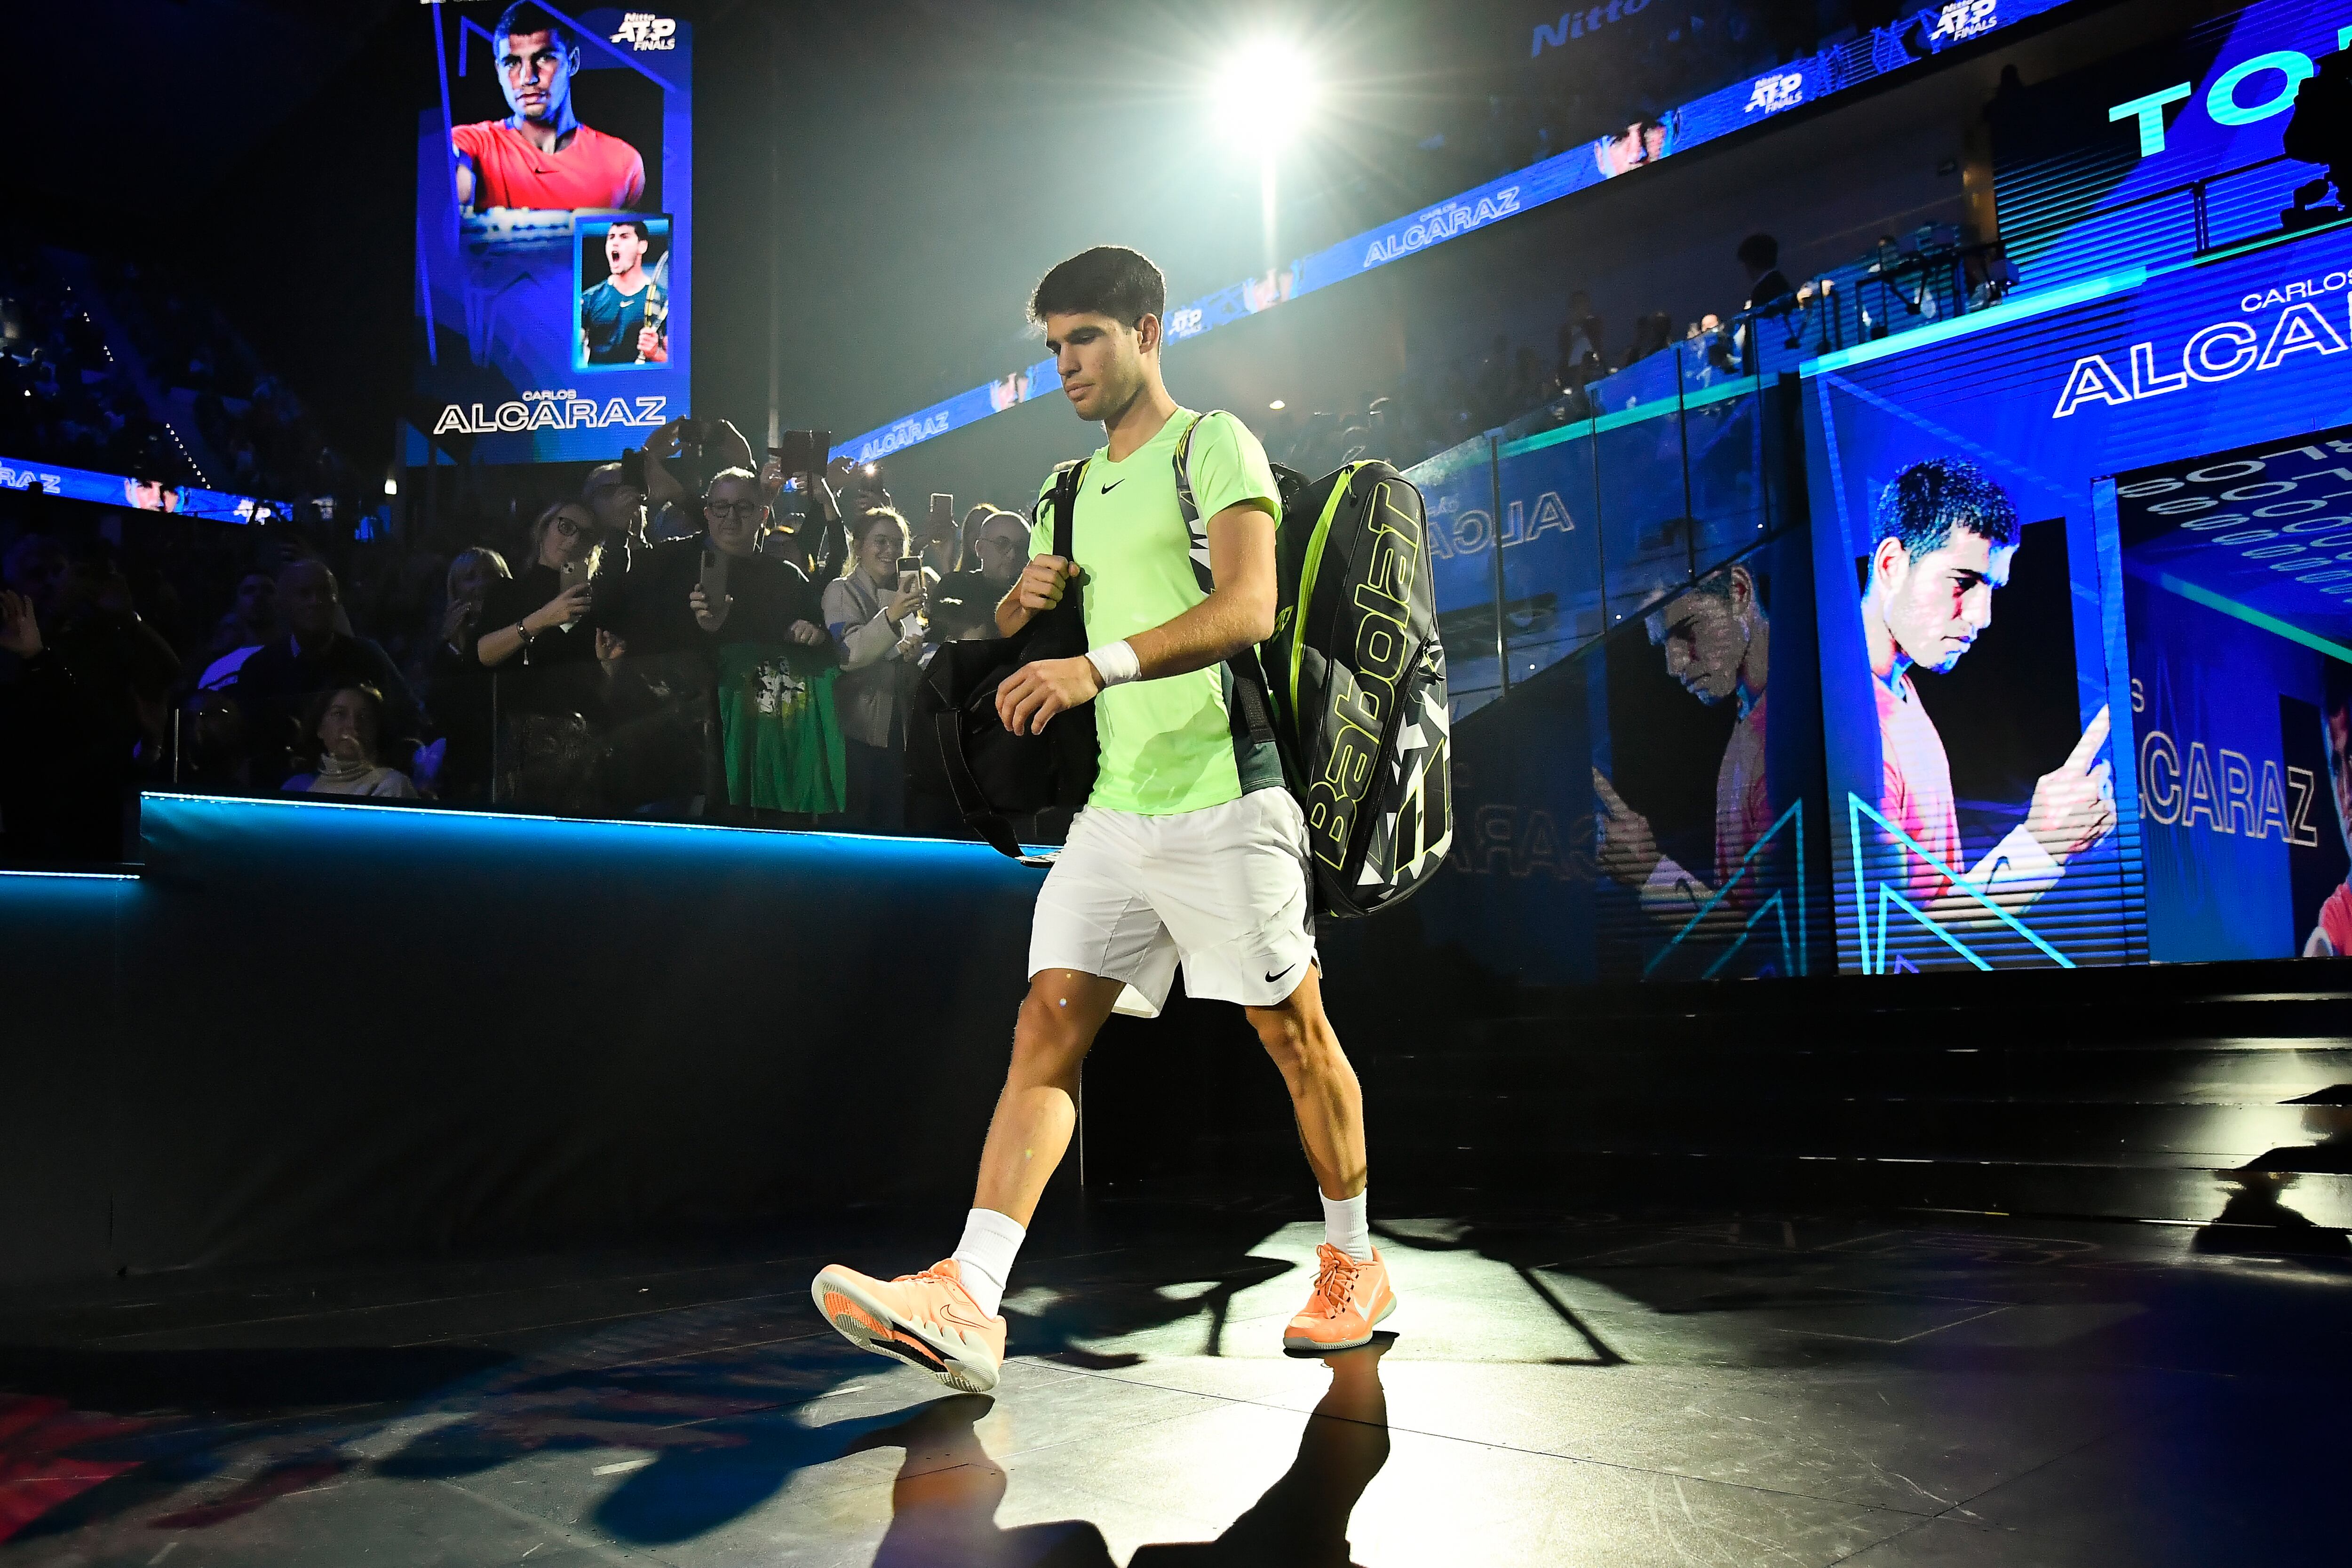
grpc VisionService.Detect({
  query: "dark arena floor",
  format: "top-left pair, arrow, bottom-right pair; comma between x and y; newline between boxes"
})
1,1196 -> 2344,1567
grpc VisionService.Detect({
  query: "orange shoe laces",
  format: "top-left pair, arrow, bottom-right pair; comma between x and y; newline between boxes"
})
1311,1244 -> 1362,1314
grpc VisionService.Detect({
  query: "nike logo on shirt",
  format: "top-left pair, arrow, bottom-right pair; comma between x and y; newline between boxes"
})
1100,478 -> 1126,492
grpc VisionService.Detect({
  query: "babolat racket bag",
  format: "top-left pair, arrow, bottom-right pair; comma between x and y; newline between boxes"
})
1173,417 -> 1453,918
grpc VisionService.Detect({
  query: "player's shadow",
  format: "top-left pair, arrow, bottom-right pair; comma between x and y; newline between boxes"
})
866,1336 -> 1395,1568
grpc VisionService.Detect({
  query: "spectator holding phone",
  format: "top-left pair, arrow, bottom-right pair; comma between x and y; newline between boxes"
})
423,546 -> 510,801
475,500 -> 608,674
825,506 -> 926,833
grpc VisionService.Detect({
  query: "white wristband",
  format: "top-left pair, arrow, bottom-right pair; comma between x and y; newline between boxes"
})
1085,640 -> 1141,688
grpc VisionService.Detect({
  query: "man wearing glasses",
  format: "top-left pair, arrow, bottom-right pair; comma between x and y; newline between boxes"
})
591,470 -> 829,658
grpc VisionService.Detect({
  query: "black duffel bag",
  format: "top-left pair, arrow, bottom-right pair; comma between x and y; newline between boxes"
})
921,457 -> 1096,860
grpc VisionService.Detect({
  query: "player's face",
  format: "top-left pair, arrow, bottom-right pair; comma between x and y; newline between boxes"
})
1043,311 -> 1152,423
606,226 -> 648,276
1880,528 -> 2014,675
2327,706 -> 2352,855
498,30 -> 574,124
1650,588 -> 1744,704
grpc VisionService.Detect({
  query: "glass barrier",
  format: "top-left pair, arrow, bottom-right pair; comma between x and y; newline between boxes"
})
1402,359 -> 1795,716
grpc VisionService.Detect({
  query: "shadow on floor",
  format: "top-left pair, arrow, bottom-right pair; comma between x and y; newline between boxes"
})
863,1336 -> 1395,1568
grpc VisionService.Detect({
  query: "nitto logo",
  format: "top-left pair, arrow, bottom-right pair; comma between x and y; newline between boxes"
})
610,13 -> 677,50
1532,0 -> 1651,59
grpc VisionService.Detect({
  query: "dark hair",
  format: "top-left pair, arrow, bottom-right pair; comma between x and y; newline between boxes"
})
305,682 -> 386,764
2324,656 -> 2352,724
494,2 -> 572,51
1737,233 -> 1780,270
843,506 -> 911,580
607,217 -> 655,245
1871,457 -> 2020,562
703,466 -> 761,501
1030,246 -> 1167,328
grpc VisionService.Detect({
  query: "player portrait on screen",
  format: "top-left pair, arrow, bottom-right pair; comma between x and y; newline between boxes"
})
579,218 -> 668,366
2302,668 -> 2352,956
1860,457 -> 2114,915
1593,562 -> 1772,931
451,2 -> 647,214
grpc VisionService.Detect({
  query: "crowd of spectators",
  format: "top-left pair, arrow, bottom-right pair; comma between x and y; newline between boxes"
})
0,414 -> 1044,864
1,235 -> 358,513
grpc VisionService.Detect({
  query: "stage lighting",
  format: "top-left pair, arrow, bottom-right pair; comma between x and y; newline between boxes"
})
383,476 -> 399,497
1268,398 -> 1287,410
1212,41 -> 1318,151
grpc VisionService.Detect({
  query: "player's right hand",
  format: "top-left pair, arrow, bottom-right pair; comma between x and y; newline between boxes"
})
1014,555 -> 1076,619
1591,768 -> 1662,884
2025,704 -> 2115,861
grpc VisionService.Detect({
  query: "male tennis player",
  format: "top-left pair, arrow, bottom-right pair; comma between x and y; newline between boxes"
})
1861,457 -> 2114,912
812,247 -> 1392,1393
580,219 -> 664,365
452,2 -> 646,213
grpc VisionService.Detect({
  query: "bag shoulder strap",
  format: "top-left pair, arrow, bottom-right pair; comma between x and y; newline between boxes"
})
1170,411 -> 1275,748
1045,457 -> 1088,560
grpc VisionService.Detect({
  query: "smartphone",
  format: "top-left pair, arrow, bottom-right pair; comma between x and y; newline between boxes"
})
678,417 -> 709,453
620,446 -> 645,491
699,548 -> 729,609
897,554 -> 924,598
771,429 -> 832,476
556,557 -> 591,632
929,492 -> 954,539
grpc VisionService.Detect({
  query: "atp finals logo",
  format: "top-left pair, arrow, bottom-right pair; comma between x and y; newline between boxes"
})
610,13 -> 677,50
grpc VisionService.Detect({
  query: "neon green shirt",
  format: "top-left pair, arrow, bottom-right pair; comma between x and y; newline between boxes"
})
1031,406 -> 1282,815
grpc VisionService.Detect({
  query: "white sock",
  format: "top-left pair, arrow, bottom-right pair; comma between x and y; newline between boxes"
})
950,1208 -> 1025,1319
1321,1189 -> 1372,1262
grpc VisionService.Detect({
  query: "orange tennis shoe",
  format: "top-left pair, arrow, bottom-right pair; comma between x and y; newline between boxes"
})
1283,1242 -> 1397,1352
811,1258 -> 1007,1393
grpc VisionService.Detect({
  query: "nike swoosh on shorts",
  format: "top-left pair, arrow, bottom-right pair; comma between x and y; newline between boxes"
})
1264,963 -> 1296,984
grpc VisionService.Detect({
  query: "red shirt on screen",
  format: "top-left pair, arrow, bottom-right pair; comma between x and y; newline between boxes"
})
2316,883 -> 2352,956
452,121 -> 645,210
1875,672 -> 1963,905
1712,693 -> 1772,899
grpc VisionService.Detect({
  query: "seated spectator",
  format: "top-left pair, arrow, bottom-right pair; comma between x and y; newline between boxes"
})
0,583 -> 112,862
1622,310 -> 1675,369
4,533 -> 179,821
824,507 -> 927,834
928,509 -> 1030,642
207,571 -> 277,659
233,558 -> 420,786
284,685 -> 417,799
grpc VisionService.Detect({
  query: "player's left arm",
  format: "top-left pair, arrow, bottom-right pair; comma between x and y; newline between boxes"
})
995,500 -> 1275,736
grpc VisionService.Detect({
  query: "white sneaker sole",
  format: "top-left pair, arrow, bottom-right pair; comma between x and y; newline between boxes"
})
810,1267 -> 1003,1394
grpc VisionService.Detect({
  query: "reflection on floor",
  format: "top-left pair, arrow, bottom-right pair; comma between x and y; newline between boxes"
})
0,1197 -> 2345,1565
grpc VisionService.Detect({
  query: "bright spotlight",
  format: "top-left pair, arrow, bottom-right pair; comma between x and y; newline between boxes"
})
383,476 -> 399,497
1212,41 -> 1317,151
1268,399 -> 1287,410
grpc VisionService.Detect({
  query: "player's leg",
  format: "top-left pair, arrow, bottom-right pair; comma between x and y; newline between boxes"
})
1244,964 -> 1366,1207
812,809 -> 1174,1393
1246,966 -> 1394,1352
973,967 -> 1130,1226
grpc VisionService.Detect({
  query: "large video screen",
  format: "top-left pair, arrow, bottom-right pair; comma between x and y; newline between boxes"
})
413,3 -> 691,463
1991,0 -> 2346,290
2119,428 -> 2352,961
1804,216 -> 2352,971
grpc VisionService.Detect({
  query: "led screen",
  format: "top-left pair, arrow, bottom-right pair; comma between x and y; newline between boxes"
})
412,4 -> 691,463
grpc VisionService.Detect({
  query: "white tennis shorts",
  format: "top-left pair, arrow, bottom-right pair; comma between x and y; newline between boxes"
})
1028,788 -> 1319,1019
